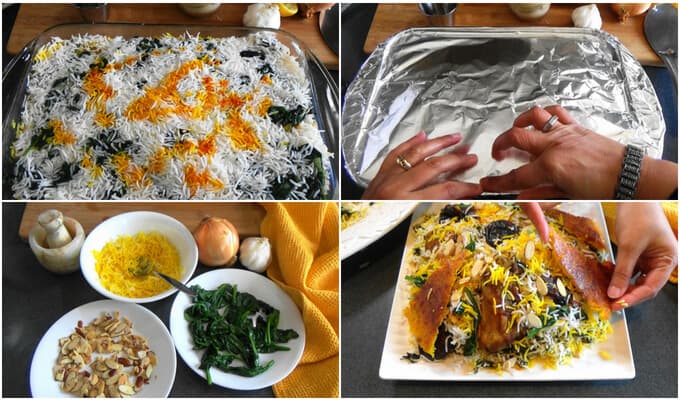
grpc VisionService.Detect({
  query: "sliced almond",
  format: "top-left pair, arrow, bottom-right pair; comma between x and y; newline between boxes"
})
105,373 -> 120,386
119,384 -> 135,396
527,312 -> 542,329
471,259 -> 484,279
63,371 -> 78,392
145,365 -> 153,379
556,278 -> 567,297
104,357 -> 119,370
536,276 -> 548,296
524,240 -> 535,260
147,351 -> 157,366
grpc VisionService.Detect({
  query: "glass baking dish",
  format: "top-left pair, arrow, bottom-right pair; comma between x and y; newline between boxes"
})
2,23 -> 339,199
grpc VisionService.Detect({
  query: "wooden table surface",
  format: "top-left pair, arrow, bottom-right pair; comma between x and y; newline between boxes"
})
365,3 -> 663,66
7,3 -> 338,69
19,202 -> 265,240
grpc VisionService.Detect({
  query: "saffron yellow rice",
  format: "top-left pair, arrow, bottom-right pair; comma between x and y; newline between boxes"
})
93,231 -> 183,298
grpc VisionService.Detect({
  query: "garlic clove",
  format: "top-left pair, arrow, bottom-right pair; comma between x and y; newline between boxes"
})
572,4 -> 603,30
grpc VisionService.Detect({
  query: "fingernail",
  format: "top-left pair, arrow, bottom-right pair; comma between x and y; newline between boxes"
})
608,286 -> 623,299
615,299 -> 629,309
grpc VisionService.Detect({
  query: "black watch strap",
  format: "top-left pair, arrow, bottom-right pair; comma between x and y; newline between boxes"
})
614,145 -> 644,200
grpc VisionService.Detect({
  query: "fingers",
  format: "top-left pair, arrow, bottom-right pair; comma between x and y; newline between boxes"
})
380,131 -> 427,174
514,105 -> 575,130
480,163 -> 548,193
411,181 -> 483,200
610,265 -> 672,311
382,132 -> 465,178
491,126 -> 550,160
399,134 -> 463,167
519,202 -> 550,242
405,153 -> 479,191
543,105 -> 577,124
608,241 -> 645,299
514,106 -> 562,131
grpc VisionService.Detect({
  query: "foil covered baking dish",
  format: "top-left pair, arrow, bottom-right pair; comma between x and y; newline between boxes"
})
343,27 -> 665,188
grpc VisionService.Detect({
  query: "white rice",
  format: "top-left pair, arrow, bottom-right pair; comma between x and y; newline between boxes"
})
11,32 -> 332,199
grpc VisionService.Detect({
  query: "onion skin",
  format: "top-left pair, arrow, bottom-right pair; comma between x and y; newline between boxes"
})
298,3 -> 334,19
611,3 -> 652,21
193,217 -> 240,267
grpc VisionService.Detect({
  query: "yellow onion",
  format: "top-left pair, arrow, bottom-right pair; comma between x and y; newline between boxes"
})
193,217 -> 239,267
611,3 -> 652,21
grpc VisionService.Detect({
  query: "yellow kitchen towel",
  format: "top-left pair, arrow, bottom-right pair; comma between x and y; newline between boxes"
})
261,202 -> 339,398
602,202 -> 677,283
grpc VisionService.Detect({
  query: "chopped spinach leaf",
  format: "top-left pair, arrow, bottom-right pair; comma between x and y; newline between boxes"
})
184,283 -> 299,383
405,275 -> 427,288
267,105 -> 308,128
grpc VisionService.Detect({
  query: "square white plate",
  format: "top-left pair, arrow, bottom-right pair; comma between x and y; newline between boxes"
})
379,202 -> 635,381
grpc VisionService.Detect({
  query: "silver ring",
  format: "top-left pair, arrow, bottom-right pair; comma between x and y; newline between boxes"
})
541,115 -> 559,133
395,154 -> 412,171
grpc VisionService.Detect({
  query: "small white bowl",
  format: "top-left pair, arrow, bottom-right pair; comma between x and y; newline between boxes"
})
80,211 -> 198,303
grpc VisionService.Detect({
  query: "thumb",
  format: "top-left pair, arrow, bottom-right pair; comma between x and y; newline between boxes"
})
608,242 -> 643,298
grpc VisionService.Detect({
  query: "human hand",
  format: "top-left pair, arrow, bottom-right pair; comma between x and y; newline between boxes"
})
518,202 -> 551,242
362,131 -> 482,199
480,105 -> 627,199
608,203 -> 677,311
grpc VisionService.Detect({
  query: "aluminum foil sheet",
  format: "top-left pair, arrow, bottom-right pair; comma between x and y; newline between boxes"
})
343,28 -> 665,188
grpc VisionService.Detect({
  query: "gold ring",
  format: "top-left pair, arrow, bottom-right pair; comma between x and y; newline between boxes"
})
541,115 -> 559,133
395,154 -> 412,171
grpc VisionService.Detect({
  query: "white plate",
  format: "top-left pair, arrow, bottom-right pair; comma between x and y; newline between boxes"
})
380,202 -> 635,381
341,202 -> 417,259
169,269 -> 305,390
29,300 -> 177,397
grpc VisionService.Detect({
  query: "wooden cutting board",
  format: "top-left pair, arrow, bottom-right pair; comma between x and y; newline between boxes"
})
19,202 -> 265,241
7,3 -> 338,69
365,3 -> 662,66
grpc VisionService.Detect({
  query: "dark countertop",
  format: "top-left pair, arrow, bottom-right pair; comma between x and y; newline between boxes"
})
2,203 -> 274,397
341,214 -> 678,397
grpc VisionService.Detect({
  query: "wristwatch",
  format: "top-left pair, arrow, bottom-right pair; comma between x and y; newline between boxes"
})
614,145 -> 644,200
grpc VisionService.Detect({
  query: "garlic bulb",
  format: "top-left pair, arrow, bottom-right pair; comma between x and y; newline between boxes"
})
572,4 -> 602,29
239,237 -> 272,273
243,3 -> 281,29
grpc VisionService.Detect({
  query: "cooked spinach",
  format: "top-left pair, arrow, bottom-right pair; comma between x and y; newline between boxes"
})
405,275 -> 427,288
25,125 -> 55,154
54,162 -> 80,185
267,105 -> 308,128
184,283 -> 299,384
462,287 -> 479,356
257,63 -> 273,76
272,174 -> 297,199
240,49 -> 265,59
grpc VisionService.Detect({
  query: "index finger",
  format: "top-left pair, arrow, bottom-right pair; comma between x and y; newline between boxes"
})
519,202 -> 550,242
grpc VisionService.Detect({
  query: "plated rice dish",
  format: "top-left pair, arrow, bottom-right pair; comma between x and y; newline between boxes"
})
10,32 -> 331,199
403,203 -> 615,372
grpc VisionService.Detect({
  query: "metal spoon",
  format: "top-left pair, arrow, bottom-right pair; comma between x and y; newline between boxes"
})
129,257 -> 195,296
644,4 -> 678,88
